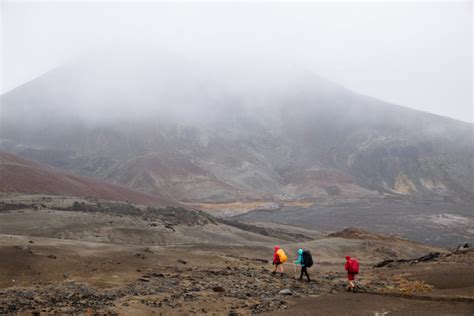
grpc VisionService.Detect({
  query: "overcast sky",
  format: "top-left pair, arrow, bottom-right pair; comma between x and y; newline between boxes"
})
1,1 -> 472,122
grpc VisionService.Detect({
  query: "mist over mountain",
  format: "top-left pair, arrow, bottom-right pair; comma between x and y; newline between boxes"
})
1,53 -> 473,204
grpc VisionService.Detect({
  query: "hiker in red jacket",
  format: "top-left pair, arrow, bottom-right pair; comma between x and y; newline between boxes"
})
272,246 -> 287,276
344,256 -> 359,291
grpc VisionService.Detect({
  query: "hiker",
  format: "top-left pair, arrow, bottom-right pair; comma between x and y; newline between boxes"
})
272,246 -> 287,276
344,255 -> 359,291
294,248 -> 312,282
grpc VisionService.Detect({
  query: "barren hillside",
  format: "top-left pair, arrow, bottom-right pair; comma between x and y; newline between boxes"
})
0,151 -> 171,206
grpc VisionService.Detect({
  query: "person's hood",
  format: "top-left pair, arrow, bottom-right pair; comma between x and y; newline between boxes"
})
274,246 -> 280,252
346,256 -> 351,261
297,249 -> 303,255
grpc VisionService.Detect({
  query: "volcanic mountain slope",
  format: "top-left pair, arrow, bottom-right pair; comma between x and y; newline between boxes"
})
0,151 -> 171,206
1,53 -> 473,203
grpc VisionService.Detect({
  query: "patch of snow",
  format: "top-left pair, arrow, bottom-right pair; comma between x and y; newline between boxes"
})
414,213 -> 473,227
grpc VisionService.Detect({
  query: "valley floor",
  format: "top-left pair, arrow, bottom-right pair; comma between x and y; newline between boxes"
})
0,195 -> 473,315
235,200 -> 474,248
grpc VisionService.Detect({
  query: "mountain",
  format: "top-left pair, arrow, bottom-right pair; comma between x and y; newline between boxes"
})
1,53 -> 473,204
0,151 -> 171,206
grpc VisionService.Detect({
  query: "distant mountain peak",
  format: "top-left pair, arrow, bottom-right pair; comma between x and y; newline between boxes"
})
1,55 -> 473,203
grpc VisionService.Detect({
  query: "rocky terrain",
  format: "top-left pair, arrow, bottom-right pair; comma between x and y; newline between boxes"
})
0,194 -> 472,315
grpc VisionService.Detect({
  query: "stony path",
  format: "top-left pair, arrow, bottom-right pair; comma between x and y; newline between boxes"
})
0,265 -> 340,315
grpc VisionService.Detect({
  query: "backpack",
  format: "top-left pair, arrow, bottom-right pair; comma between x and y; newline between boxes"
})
302,250 -> 313,267
348,259 -> 359,274
276,249 -> 288,263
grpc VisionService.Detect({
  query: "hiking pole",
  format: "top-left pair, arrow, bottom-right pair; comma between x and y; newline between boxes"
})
293,262 -> 297,279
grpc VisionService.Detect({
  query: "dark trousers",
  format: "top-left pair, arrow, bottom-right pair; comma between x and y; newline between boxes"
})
299,266 -> 310,281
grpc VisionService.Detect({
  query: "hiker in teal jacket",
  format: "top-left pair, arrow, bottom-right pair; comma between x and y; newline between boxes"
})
294,248 -> 311,281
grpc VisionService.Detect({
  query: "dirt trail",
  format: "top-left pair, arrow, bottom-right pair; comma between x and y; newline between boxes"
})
268,292 -> 474,316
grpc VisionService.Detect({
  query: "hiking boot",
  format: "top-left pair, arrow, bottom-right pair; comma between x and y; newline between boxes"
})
271,271 -> 276,275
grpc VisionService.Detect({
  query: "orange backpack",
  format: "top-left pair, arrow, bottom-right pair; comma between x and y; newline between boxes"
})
276,249 -> 288,263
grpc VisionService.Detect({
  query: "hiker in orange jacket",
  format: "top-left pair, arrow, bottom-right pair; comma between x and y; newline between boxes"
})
272,246 -> 287,276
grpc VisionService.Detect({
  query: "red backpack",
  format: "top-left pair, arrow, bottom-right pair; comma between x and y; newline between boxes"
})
348,259 -> 359,274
